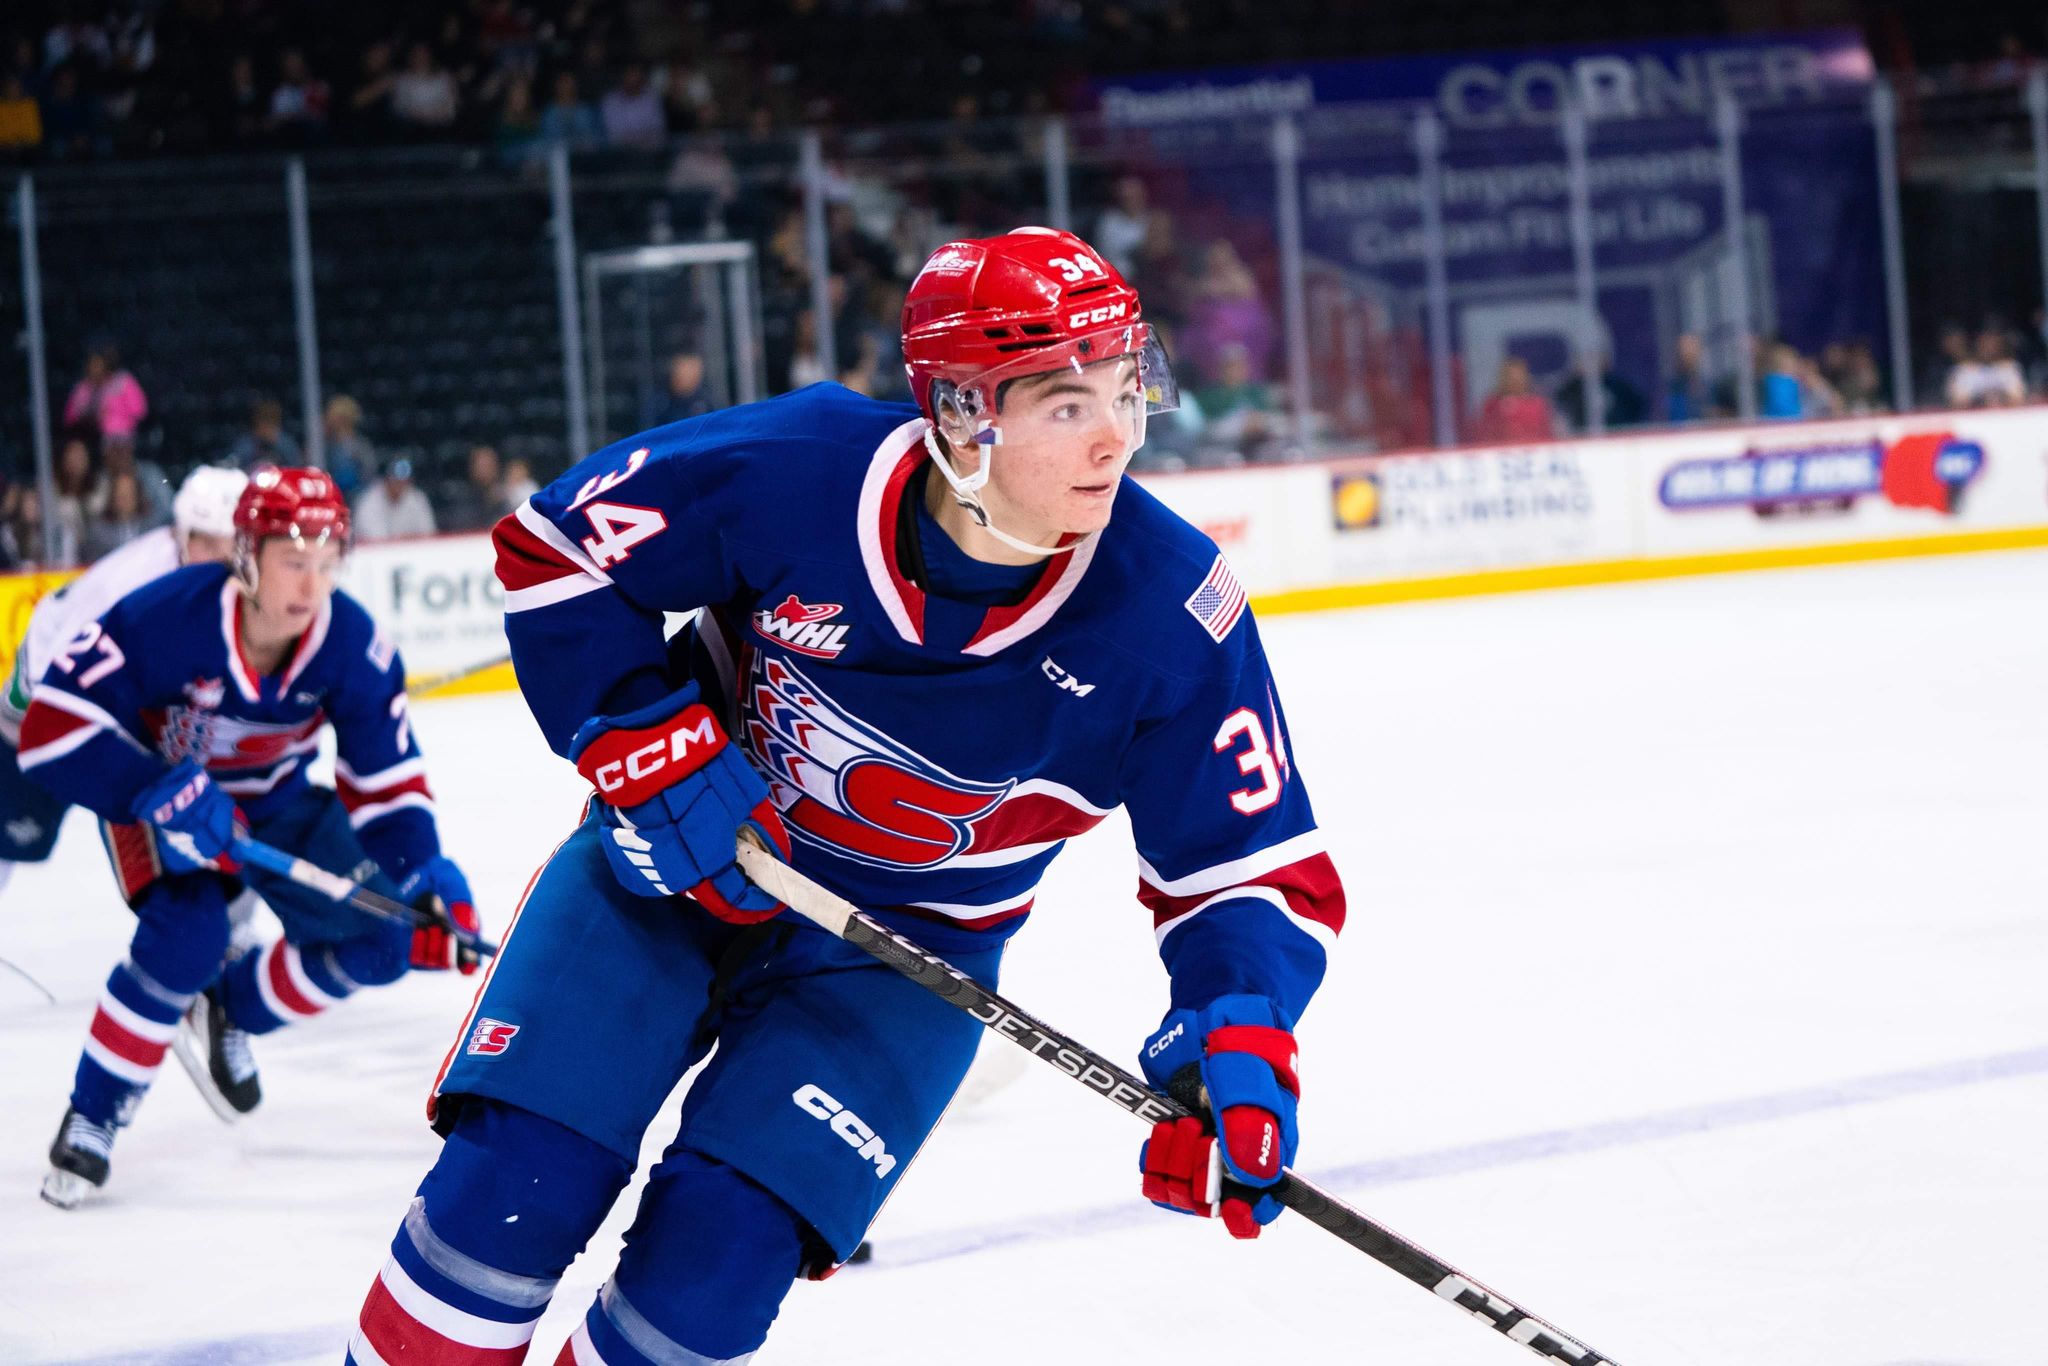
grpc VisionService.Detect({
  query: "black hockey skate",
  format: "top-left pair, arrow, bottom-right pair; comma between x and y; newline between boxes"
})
41,1107 -> 116,1209
173,987 -> 261,1122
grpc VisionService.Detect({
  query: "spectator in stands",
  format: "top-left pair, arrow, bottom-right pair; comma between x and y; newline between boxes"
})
493,76 -> 543,168
391,42 -> 459,133
653,351 -> 714,426
82,469 -> 151,561
227,397 -> 303,468
98,434 -> 172,527
1823,340 -> 1887,415
268,47 -> 331,142
52,437 -> 99,564
0,72 -> 41,155
1663,333 -> 1717,423
0,483 -> 58,570
600,61 -> 666,150
501,457 -> 539,508
1093,175 -> 1149,278
353,454 -> 438,541
439,444 -> 511,532
1193,342 -> 1279,447
39,63 -> 98,159
322,395 -> 374,500
63,339 -> 148,447
1474,356 -> 1560,444
220,54 -> 265,147
344,40 -> 400,140
1555,351 -> 1647,432
1184,239 -> 1272,383
1945,328 -> 2027,408
539,71 -> 601,150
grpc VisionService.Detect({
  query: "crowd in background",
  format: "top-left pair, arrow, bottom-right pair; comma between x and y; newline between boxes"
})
5,3 -> 2048,570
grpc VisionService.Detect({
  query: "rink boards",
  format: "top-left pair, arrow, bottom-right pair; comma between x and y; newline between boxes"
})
4,402 -> 2044,696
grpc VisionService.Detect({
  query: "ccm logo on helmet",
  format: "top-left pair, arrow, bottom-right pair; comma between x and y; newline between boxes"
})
1068,302 -> 1129,329
793,1083 -> 898,1178
591,715 -> 720,794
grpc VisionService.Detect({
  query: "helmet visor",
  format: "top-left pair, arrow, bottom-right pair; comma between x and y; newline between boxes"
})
936,325 -> 1179,456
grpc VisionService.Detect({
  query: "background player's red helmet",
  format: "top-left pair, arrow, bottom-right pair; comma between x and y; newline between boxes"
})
233,466 -> 350,584
901,227 -> 1172,429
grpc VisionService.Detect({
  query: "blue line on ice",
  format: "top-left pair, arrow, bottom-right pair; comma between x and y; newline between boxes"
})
55,1042 -> 2048,1366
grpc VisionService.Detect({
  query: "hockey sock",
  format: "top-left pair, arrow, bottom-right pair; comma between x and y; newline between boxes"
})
562,1149 -> 804,1365
70,958 -> 193,1125
351,1101 -> 631,1365
218,938 -> 357,1034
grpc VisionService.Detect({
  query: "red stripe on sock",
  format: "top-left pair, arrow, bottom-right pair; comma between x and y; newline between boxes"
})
356,1275 -> 528,1366
88,1007 -> 170,1068
264,943 -> 324,1017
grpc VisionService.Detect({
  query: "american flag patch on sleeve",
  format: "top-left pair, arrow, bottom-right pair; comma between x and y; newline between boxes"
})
1183,554 -> 1247,642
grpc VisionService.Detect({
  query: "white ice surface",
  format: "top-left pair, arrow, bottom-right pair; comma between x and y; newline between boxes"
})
0,549 -> 2043,1365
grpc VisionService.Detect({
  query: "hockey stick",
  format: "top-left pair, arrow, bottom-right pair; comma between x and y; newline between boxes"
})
408,652 -> 514,700
736,841 -> 1622,1365
228,836 -> 501,959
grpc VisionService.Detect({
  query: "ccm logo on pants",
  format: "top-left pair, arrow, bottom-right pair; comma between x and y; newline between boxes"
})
792,1083 -> 897,1178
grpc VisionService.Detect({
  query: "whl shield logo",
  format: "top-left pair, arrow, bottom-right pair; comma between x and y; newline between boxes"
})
752,594 -> 852,659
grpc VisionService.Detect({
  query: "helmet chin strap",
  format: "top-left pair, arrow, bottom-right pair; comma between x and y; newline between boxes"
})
921,425 -> 1098,559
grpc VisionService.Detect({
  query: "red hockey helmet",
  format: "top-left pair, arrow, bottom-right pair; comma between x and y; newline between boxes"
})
901,228 -> 1177,554
902,227 -> 1174,430
233,465 -> 350,585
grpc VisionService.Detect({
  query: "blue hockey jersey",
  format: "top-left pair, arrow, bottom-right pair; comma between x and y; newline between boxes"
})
493,384 -> 1344,1020
18,563 -> 442,879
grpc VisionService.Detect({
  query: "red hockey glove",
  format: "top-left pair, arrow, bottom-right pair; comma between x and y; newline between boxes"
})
400,856 -> 482,974
1137,995 -> 1300,1240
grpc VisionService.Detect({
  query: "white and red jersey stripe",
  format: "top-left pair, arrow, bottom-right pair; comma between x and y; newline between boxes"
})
337,754 -> 437,829
494,500 -> 616,616
18,686 -> 148,772
1137,829 -> 1346,955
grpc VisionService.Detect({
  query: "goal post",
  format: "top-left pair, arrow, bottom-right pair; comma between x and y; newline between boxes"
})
581,240 -> 766,451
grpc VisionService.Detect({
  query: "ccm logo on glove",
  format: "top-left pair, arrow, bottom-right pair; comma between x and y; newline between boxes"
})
578,705 -> 723,805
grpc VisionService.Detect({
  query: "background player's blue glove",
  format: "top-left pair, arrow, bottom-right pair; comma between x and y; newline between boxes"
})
1137,994 -> 1300,1239
398,855 -> 482,974
130,760 -> 241,876
568,683 -> 791,924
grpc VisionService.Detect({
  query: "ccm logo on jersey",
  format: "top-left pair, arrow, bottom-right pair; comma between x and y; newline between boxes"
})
1068,302 -> 1129,329
752,594 -> 851,659
792,1083 -> 897,1178
466,1018 -> 520,1056
1040,657 -> 1094,697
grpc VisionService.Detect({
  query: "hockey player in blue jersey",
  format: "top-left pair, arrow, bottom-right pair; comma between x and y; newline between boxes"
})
0,465 -> 248,898
348,228 -> 1345,1364
23,467 -> 482,1209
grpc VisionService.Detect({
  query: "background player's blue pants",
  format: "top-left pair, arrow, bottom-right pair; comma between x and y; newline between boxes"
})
365,807 -> 999,1362
70,784 -> 416,1127
0,729 -> 70,864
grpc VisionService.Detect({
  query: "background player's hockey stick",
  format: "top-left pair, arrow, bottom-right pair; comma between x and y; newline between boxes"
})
408,651 -> 514,700
735,840 -> 1621,1365
228,836 -> 501,959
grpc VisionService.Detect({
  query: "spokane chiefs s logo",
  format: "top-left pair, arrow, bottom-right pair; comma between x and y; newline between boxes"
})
742,655 -> 1013,868
752,594 -> 851,659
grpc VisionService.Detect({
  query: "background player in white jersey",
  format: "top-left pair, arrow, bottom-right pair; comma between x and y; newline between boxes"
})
0,465 -> 249,898
347,229 -> 1343,1363
21,469 -> 481,1208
